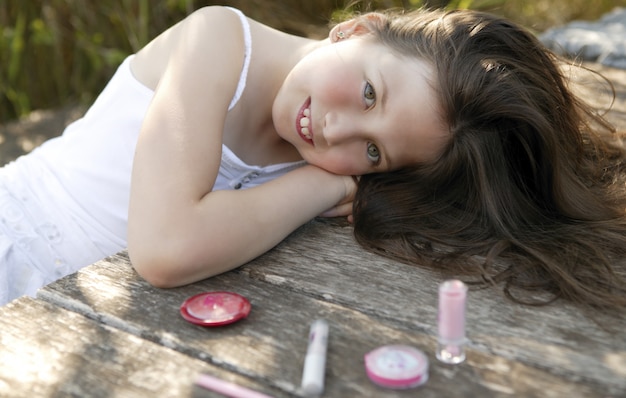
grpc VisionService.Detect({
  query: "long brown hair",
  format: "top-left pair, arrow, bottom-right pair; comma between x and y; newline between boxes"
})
351,8 -> 626,308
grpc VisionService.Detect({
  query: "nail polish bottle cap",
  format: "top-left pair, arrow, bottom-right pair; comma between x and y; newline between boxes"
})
180,291 -> 251,327
364,345 -> 429,389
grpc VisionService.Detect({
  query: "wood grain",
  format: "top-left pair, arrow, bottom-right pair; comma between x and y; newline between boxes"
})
37,242 -> 624,397
0,296 -> 282,398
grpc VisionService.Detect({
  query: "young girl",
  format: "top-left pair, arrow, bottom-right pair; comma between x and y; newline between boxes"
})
1,6 -> 625,308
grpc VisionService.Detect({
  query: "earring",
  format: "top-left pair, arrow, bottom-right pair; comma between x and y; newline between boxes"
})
337,31 -> 345,40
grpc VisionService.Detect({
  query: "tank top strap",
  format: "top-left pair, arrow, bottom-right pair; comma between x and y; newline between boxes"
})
225,7 -> 252,111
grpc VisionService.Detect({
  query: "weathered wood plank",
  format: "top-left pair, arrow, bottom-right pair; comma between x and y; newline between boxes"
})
0,296 -> 282,398
242,218 -> 626,395
40,254 -> 614,397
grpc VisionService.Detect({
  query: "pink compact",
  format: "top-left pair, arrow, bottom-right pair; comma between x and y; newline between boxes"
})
364,345 -> 429,389
180,291 -> 251,327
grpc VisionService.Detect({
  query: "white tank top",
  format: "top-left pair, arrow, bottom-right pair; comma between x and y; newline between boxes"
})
0,7 -> 304,274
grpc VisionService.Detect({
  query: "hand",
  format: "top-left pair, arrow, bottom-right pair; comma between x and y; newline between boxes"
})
319,175 -> 358,223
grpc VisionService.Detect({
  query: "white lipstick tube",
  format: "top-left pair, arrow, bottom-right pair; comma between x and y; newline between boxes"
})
436,280 -> 468,364
301,319 -> 329,396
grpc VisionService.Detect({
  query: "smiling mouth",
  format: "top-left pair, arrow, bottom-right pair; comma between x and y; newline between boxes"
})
297,97 -> 314,145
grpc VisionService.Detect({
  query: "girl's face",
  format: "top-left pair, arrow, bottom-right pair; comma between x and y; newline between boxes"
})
272,35 -> 448,176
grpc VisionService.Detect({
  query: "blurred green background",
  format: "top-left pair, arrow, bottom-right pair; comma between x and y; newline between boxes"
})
1,0 -> 624,124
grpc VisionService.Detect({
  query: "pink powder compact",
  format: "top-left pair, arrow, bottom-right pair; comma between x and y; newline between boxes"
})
180,291 -> 251,327
364,345 -> 429,389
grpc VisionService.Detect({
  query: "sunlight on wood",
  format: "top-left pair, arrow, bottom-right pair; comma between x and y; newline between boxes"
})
604,352 -> 626,378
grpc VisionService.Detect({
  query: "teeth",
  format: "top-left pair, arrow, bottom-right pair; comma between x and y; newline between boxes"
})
299,105 -> 312,140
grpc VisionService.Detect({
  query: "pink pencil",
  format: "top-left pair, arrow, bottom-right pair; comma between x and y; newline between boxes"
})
195,373 -> 274,398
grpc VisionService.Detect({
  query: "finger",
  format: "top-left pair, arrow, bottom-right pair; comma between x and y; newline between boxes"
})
320,202 -> 353,218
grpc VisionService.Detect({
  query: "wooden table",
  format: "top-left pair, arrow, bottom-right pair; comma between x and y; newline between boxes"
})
1,64 -> 626,398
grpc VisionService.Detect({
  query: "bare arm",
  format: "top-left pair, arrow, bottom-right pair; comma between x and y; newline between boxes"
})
131,165 -> 353,288
127,7 -> 353,287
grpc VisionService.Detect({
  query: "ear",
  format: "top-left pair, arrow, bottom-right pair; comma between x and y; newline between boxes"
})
329,13 -> 385,43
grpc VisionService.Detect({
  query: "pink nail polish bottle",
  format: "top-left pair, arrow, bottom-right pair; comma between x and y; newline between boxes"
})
436,280 -> 468,364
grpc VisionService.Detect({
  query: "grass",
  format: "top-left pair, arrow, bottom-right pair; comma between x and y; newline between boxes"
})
1,0 -> 624,123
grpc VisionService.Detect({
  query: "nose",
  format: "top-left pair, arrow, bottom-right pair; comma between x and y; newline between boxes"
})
322,111 -> 362,146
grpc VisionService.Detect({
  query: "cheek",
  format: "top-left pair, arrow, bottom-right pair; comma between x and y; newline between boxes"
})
315,69 -> 360,104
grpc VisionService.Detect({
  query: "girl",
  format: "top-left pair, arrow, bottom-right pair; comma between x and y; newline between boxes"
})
1,6 -> 625,309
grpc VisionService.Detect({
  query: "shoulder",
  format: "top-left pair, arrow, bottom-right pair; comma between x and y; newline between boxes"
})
183,5 -> 245,32
132,6 -> 248,90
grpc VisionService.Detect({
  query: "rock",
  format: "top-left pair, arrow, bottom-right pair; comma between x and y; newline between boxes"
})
0,104 -> 85,166
540,7 -> 626,69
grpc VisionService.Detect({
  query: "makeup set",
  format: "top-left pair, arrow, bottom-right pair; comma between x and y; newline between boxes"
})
363,279 -> 468,391
180,279 -> 468,397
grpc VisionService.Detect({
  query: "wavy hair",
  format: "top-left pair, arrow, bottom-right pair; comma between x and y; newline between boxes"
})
350,8 -> 626,308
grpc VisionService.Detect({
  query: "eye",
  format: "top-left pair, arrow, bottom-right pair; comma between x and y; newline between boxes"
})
363,82 -> 376,108
367,142 -> 381,165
